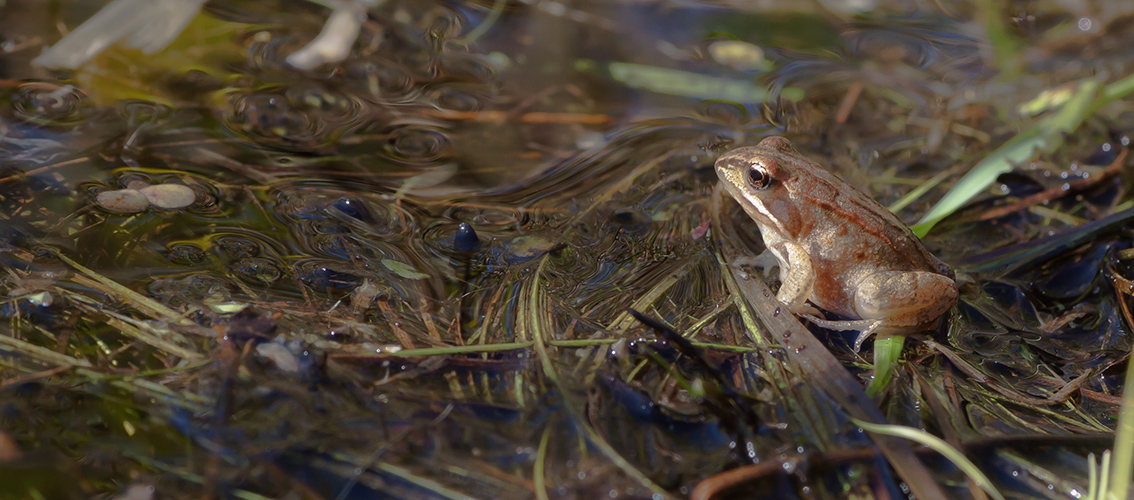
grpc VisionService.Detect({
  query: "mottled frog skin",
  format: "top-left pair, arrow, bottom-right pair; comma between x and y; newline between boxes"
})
715,136 -> 957,348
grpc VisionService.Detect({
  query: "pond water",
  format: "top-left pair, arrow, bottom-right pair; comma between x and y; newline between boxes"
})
1,1 -> 1133,499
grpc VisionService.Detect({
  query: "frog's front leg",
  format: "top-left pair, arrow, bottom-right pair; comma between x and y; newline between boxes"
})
766,240 -> 815,313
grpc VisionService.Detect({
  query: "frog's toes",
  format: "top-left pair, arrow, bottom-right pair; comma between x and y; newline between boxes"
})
798,315 -> 882,352
851,321 -> 883,352
730,251 -> 780,277
794,303 -> 823,318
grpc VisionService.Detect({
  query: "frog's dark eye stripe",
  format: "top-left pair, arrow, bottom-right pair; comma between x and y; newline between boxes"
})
746,164 -> 771,189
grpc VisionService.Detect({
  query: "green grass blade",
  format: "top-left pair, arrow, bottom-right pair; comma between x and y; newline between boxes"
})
1106,349 -> 1134,500
911,130 -> 1046,236
854,419 -> 1007,500
865,335 -> 904,398
912,79 -> 1099,236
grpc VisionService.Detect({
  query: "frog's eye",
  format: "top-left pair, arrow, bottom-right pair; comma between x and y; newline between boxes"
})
746,164 -> 771,190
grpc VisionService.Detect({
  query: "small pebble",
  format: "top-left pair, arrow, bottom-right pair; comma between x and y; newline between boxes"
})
139,184 -> 196,209
454,222 -> 480,252
96,189 -> 149,213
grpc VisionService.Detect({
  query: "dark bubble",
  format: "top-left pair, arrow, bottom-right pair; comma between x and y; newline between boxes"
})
166,244 -> 209,266
11,81 -> 88,127
454,222 -> 480,252
331,197 -> 374,223
278,187 -> 415,238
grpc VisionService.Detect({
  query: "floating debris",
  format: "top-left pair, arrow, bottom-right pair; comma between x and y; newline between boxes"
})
95,183 -> 195,212
139,184 -> 196,209
95,189 -> 149,213
32,0 -> 208,69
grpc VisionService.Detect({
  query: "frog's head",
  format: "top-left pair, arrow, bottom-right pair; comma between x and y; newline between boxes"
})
714,136 -> 799,235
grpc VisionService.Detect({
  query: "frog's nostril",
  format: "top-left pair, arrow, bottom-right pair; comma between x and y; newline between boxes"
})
720,156 -> 747,170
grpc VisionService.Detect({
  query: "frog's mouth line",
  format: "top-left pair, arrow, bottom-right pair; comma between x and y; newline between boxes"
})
718,177 -> 789,237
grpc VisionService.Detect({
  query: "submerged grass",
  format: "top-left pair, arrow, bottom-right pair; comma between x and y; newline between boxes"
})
523,256 -> 675,499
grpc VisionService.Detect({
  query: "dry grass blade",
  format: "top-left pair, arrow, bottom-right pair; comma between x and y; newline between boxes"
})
104,312 -> 205,361
57,252 -> 208,333
0,331 -> 92,367
606,266 -> 685,334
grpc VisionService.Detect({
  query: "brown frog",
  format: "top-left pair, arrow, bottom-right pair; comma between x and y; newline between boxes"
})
715,136 -> 958,350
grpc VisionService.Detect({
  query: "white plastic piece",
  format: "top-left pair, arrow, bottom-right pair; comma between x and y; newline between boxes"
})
33,0 -> 207,69
285,2 -> 365,70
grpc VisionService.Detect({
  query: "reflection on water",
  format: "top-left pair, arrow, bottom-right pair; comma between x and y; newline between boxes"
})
1,0 -> 1132,498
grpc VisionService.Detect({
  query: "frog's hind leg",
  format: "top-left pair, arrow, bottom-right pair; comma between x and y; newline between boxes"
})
799,315 -> 882,352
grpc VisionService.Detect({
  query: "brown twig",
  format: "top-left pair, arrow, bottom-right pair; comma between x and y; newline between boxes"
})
0,157 -> 90,185
0,365 -> 75,389
835,81 -> 865,124
376,300 -> 416,350
974,147 -> 1128,222
691,458 -> 798,500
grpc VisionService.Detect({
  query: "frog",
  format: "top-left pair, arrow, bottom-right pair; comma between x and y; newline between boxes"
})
715,136 -> 958,351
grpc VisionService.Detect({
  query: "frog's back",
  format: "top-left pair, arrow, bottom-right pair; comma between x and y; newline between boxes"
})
788,165 -> 948,318
789,163 -> 942,273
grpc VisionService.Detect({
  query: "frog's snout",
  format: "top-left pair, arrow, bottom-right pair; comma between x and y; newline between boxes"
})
715,153 -> 747,173
714,152 -> 751,185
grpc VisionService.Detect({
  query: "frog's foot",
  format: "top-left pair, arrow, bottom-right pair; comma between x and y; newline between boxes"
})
792,303 -> 824,318
730,250 -> 780,278
799,315 -> 883,352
